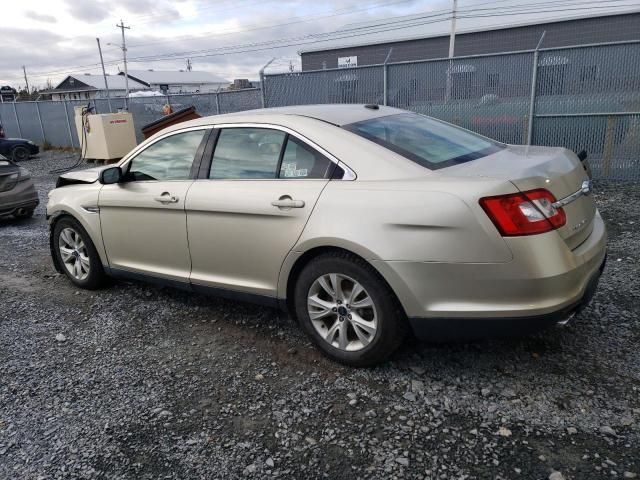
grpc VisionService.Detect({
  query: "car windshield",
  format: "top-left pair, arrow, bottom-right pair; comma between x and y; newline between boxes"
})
343,113 -> 504,170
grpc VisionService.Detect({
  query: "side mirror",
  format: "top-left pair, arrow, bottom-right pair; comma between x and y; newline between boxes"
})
100,166 -> 123,184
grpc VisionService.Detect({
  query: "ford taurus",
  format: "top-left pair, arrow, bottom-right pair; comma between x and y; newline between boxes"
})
46,105 -> 607,366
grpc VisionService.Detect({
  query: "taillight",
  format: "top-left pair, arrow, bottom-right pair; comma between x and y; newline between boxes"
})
479,189 -> 566,236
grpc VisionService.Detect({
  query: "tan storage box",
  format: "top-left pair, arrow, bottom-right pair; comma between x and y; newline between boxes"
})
75,108 -> 137,161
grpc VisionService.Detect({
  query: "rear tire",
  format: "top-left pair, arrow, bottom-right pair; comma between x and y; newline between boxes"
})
53,217 -> 107,290
294,252 -> 407,367
11,146 -> 29,162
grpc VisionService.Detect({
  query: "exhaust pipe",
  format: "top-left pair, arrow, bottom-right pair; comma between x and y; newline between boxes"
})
15,208 -> 27,216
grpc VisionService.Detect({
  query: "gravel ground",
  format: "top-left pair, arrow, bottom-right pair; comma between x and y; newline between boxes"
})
1,151 -> 639,480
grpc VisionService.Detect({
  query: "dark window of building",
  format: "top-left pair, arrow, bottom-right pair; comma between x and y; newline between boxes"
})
486,73 -> 500,93
451,72 -> 476,99
579,65 -> 598,89
537,59 -> 568,96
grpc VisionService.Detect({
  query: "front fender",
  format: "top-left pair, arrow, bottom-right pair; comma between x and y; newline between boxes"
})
47,184 -> 108,267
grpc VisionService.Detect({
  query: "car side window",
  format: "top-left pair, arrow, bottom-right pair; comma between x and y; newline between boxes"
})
278,136 -> 335,179
127,129 -> 207,181
210,128 -> 286,179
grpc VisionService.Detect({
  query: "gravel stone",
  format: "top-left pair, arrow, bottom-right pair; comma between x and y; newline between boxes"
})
600,426 -> 617,436
1,152 -> 638,479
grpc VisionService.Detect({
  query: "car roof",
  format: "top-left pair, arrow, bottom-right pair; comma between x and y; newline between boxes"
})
176,104 -> 405,129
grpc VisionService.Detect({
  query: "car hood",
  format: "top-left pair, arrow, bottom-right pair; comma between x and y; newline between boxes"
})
57,165 -> 110,186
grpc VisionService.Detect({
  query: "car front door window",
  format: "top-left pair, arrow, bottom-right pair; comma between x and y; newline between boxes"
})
128,129 -> 207,181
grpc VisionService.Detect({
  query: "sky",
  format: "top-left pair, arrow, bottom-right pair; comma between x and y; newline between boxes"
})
0,0 -> 638,89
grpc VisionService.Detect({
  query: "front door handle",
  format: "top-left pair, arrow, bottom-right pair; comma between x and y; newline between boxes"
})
154,192 -> 179,204
271,196 -> 305,209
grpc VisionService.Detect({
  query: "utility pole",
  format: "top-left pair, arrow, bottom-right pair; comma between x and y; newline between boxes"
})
445,0 -> 458,102
116,19 -> 131,108
96,38 -> 113,113
448,0 -> 457,58
22,66 -> 30,97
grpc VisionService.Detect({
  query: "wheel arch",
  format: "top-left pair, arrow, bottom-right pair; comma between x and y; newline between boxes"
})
48,209 -> 108,272
280,244 -> 407,319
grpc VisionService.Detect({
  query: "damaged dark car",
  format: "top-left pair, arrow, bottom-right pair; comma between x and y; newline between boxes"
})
0,154 -> 39,219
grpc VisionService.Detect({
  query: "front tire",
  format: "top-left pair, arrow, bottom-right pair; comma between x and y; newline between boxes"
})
11,146 -> 29,162
53,217 -> 106,289
294,252 -> 407,367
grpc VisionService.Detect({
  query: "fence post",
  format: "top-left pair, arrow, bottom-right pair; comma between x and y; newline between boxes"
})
215,91 -> 220,114
35,100 -> 46,144
12,101 -> 23,138
527,31 -> 546,146
260,72 -> 267,108
63,101 -> 74,148
602,115 -> 617,178
383,48 -> 393,106
259,58 -> 275,108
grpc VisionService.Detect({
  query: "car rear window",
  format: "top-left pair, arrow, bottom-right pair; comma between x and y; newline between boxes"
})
343,113 -> 504,170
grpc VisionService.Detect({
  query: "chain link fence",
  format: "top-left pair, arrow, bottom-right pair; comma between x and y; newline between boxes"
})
0,89 -> 264,147
0,41 -> 638,180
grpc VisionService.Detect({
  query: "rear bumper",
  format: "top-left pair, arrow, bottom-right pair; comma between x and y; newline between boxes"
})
408,255 -> 605,340
0,181 -> 39,217
372,210 -> 607,338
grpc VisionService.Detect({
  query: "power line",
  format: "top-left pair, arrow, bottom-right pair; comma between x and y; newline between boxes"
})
126,0 -> 421,48
3,0 -> 637,82
122,2 -> 639,64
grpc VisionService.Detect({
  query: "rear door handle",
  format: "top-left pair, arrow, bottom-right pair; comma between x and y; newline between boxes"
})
154,192 -> 179,204
271,196 -> 305,209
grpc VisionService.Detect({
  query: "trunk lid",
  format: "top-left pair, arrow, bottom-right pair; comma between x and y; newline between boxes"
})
445,145 -> 595,250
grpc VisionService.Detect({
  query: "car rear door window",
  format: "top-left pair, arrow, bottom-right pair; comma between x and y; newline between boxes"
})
278,136 -> 335,179
210,128 -> 286,179
128,129 -> 207,181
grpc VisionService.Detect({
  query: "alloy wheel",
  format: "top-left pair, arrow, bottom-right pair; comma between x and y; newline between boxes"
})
307,273 -> 378,352
59,227 -> 90,281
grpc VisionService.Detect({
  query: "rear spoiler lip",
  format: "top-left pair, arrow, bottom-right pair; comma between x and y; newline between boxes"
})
577,150 -> 588,162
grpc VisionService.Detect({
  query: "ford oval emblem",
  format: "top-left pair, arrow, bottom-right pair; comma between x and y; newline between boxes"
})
581,179 -> 592,196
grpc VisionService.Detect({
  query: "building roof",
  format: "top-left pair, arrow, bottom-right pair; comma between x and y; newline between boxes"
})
300,6 -> 640,54
122,70 -> 229,86
46,74 -> 147,94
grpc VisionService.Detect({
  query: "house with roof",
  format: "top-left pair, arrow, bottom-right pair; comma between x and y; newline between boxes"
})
42,73 -> 149,101
119,70 -> 229,94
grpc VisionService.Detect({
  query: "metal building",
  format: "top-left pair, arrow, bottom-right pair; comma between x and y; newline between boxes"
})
300,11 -> 640,71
